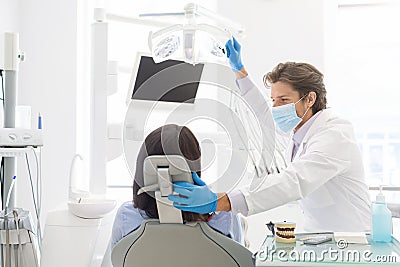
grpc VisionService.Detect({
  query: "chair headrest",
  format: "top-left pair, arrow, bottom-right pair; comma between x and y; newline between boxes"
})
138,155 -> 194,224
138,155 -> 193,196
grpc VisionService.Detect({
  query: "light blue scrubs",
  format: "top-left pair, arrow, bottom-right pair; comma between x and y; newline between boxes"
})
111,201 -> 245,248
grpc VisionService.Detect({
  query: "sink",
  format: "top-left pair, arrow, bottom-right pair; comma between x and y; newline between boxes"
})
68,198 -> 117,219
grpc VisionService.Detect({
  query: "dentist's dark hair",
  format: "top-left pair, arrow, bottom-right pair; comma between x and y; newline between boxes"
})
263,62 -> 327,114
132,124 -> 209,222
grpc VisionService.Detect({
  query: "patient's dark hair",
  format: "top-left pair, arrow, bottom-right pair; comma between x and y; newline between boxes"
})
132,124 -> 208,222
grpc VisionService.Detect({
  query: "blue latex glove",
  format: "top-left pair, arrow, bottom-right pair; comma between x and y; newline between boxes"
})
225,36 -> 244,71
168,172 -> 218,214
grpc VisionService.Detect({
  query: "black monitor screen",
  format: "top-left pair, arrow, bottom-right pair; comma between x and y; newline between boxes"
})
131,56 -> 204,103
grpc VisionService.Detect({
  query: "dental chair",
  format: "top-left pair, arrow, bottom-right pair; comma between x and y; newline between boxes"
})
111,155 -> 254,267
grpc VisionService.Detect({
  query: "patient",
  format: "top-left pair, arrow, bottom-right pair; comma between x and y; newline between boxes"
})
111,124 -> 246,248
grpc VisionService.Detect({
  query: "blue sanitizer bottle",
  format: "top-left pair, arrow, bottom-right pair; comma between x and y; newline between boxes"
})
371,187 -> 392,243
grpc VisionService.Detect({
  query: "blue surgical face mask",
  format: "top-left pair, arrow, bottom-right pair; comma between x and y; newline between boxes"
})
271,95 -> 310,133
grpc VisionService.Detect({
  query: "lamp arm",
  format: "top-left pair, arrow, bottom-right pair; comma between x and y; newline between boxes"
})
184,3 -> 245,37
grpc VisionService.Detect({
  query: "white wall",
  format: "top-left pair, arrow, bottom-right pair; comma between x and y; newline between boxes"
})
3,0 -> 79,232
0,0 -> 19,32
218,0 -> 336,90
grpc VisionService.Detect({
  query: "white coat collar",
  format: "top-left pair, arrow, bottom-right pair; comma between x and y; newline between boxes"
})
286,109 -> 332,162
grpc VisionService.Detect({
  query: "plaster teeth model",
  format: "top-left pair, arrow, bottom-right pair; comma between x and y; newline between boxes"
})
275,221 -> 296,243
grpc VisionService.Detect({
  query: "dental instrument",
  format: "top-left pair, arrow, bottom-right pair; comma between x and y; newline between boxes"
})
37,113 -> 42,130
13,209 -> 23,267
3,175 -> 16,267
5,175 -> 16,209
0,40 -> 44,261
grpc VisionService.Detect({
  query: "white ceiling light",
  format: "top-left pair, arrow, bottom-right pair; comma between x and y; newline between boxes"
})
146,3 -> 245,65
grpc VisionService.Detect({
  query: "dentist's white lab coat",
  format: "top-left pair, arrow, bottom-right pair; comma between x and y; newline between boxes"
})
236,77 -> 371,232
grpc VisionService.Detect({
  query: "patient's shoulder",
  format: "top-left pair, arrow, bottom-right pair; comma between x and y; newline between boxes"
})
112,201 -> 147,248
115,201 -> 148,225
207,212 -> 245,245
210,211 -> 234,221
206,211 -> 234,235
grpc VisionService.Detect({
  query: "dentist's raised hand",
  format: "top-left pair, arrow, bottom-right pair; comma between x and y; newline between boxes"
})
225,36 -> 244,71
168,172 -> 218,214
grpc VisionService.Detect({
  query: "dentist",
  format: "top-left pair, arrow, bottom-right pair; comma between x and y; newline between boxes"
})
169,37 -> 371,232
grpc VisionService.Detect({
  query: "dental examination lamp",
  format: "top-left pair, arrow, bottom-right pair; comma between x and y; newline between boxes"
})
146,3 -> 245,65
